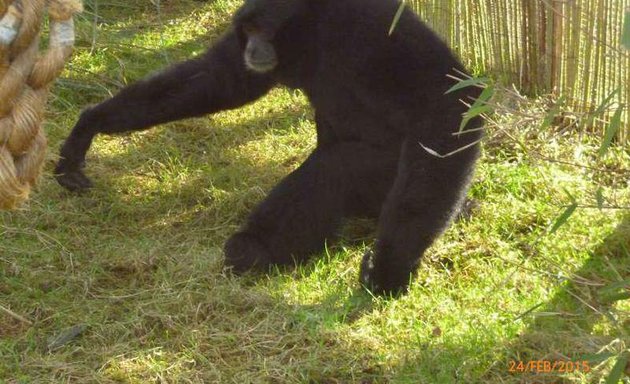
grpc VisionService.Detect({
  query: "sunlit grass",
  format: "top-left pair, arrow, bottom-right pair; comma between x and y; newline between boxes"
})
1,1 -> 628,383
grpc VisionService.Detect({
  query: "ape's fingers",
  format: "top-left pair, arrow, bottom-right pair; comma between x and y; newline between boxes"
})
54,165 -> 93,192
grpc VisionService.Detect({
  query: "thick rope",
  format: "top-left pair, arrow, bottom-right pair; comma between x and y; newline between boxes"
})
0,0 -> 82,209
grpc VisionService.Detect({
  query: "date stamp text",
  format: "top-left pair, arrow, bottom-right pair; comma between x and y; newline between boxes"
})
509,360 -> 591,374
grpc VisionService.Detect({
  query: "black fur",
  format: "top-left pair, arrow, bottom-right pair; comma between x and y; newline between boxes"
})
56,0 -> 482,295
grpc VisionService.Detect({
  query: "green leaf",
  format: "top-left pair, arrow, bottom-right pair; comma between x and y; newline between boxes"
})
563,188 -> 576,201
600,278 -> 630,293
549,202 -> 577,234
467,85 -> 495,113
459,104 -> 493,131
458,85 -> 494,132
622,10 -> 630,50
540,96 -> 566,130
605,353 -> 628,384
585,88 -> 619,128
600,291 -> 630,303
445,77 -> 490,94
514,302 -> 543,321
389,2 -> 406,36
580,351 -> 617,364
595,187 -> 605,210
598,278 -> 630,303
598,107 -> 623,157
474,85 -> 495,106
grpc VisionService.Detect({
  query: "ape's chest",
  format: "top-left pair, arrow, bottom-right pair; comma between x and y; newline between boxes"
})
307,85 -> 405,147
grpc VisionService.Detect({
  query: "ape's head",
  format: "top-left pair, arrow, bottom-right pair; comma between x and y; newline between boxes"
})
233,0 -> 309,73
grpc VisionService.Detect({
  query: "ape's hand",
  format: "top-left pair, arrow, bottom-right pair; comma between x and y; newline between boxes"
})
54,158 -> 93,192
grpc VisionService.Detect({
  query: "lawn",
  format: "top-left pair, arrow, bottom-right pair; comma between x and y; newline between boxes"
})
1,1 -> 628,383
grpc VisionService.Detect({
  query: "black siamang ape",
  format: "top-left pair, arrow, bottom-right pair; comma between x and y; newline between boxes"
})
55,0 -> 483,295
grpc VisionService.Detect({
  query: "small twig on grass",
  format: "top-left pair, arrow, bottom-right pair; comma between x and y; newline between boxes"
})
577,205 -> 630,210
530,153 -> 630,175
0,304 -> 33,325
565,289 -> 604,316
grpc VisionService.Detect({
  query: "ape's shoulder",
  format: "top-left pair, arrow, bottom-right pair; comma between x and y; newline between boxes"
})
314,0 -> 441,44
311,0 -> 458,65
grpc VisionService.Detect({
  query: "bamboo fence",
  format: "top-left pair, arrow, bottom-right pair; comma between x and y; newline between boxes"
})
410,0 -> 629,142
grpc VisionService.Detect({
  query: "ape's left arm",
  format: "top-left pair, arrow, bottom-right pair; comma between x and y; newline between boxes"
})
56,30 -> 275,191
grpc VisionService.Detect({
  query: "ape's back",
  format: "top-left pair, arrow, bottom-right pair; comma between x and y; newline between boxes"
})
294,0 -> 477,140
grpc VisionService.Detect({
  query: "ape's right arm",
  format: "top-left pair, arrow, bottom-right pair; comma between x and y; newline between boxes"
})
56,30 -> 275,191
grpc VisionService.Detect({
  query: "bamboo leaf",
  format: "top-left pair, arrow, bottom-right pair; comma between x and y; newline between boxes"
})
419,143 -> 443,158
389,1 -> 406,36
458,85 -> 495,132
600,291 -> 630,303
541,96 -> 566,131
598,278 -> 630,303
605,353 -> 628,384
585,89 -> 620,129
445,77 -> 490,94
419,138 -> 482,158
514,302 -> 543,321
549,203 -> 577,234
580,351 -> 617,364
600,278 -> 630,293
563,188 -> 576,201
595,187 -> 604,210
459,104 -> 493,131
598,107 -> 623,157
470,85 -> 495,109
594,89 -> 619,114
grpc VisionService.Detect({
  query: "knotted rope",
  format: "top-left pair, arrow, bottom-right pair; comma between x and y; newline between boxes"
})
0,0 -> 82,209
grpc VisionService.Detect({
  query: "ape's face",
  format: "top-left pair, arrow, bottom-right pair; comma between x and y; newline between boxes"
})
240,23 -> 278,73
233,0 -> 308,73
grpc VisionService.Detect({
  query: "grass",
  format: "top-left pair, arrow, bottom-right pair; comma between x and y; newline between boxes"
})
1,0 -> 629,383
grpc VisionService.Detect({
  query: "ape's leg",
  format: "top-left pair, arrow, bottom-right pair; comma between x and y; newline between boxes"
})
224,142 -> 398,272
360,137 -> 480,295
56,31 -> 276,191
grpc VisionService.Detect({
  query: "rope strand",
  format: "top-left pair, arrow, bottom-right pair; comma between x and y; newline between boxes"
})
0,0 -> 82,209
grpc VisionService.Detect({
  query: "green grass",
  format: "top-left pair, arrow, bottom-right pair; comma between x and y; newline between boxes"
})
1,1 -> 629,383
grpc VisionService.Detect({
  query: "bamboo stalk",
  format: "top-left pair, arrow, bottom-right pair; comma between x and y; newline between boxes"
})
0,304 -> 33,325
410,0 -> 629,142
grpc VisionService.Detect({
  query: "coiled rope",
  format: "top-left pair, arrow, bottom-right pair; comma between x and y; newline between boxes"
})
0,0 -> 82,209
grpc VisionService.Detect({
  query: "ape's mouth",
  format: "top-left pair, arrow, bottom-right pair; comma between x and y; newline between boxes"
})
244,57 -> 278,73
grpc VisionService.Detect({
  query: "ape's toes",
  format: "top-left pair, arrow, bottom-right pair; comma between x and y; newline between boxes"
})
359,249 -> 377,290
224,232 -> 272,274
359,249 -> 409,297
54,162 -> 93,192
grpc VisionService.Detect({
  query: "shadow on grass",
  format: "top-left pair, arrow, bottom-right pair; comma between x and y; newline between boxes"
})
488,213 -> 630,383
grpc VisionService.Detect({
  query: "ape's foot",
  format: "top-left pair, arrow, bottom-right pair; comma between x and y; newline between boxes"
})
359,249 -> 411,297
54,160 -> 93,192
224,232 -> 273,273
